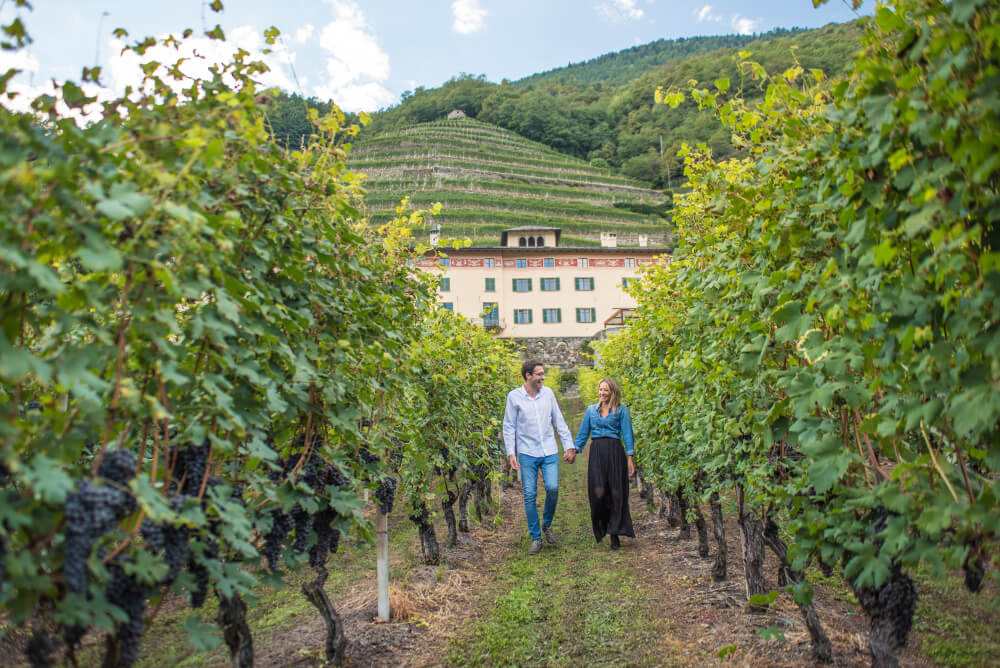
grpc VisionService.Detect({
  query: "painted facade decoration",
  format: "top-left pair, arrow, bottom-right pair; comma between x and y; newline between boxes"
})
425,227 -> 667,338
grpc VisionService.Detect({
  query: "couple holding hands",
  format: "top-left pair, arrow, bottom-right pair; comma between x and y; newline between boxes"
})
502,360 -> 635,554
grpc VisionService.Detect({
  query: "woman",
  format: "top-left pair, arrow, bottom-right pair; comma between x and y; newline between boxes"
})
573,377 -> 635,549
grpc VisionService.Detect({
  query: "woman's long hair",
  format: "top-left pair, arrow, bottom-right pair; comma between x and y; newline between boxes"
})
598,377 -> 622,413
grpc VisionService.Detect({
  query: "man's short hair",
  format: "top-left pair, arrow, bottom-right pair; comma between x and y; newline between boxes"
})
522,360 -> 543,380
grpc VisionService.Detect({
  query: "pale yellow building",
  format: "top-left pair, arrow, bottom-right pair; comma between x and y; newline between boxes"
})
419,227 -> 668,338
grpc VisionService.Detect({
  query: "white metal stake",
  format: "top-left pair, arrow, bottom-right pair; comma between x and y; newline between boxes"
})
376,508 -> 389,620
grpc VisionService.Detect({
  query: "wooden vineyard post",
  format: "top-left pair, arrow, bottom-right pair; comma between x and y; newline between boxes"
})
376,507 -> 389,621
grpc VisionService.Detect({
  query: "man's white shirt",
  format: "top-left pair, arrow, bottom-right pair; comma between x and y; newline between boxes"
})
502,385 -> 574,458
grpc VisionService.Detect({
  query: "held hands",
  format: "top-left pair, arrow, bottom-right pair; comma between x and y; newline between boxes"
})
564,449 -> 577,464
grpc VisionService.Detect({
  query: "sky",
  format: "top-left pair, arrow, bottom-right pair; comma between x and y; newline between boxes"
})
0,1 -> 866,114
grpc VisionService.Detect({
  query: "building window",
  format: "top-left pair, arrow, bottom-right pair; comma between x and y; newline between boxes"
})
625,258 -> 636,268
440,277 -> 450,292
576,308 -> 596,323
512,278 -> 532,292
528,237 -> 536,247
440,257 -> 450,267
516,258 -> 527,268
406,258 -> 415,268
543,308 -> 562,324
514,309 -> 533,324
622,277 -> 632,288
519,237 -> 527,247
484,258 -> 496,268
442,302 -> 453,311
540,277 -> 560,291
543,257 -> 554,268
578,257 -> 589,268
482,302 -> 499,327
536,236 -> 544,247
575,277 -> 594,291
485,277 -> 496,292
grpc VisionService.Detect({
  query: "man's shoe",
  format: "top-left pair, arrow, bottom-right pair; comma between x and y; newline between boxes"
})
609,535 -> 620,550
528,539 -> 543,555
543,526 -> 559,546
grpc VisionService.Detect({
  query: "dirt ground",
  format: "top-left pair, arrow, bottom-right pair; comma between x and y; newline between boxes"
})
254,480 -> 935,668
1,478 -> 965,668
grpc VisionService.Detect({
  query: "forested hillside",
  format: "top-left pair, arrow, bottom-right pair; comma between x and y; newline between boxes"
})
346,21 -> 862,187
514,27 -> 807,88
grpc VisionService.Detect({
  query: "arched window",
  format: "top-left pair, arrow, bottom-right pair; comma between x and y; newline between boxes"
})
536,236 -> 544,247
528,236 -> 536,247
519,236 -> 527,247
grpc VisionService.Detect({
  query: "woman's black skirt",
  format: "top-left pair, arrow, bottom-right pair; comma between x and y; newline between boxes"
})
587,437 -> 635,541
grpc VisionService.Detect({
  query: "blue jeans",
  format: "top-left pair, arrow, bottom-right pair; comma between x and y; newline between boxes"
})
518,453 -> 559,541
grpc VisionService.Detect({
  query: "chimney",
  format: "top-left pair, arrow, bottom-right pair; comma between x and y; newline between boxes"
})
429,224 -> 440,247
600,232 -> 617,248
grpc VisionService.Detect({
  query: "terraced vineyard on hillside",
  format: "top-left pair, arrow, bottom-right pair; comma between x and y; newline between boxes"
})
350,118 -> 672,247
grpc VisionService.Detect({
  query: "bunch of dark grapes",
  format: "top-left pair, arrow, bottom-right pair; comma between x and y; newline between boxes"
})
97,450 -> 137,486
963,552 -> 986,593
262,509 -> 293,571
291,504 -> 314,552
63,477 -> 137,595
308,508 -> 340,569
375,477 -> 398,515
169,440 -> 211,496
358,447 -> 380,465
328,464 -> 350,488
104,560 -> 151,668
147,495 -> 192,585
188,535 -> 217,608
140,518 -> 165,553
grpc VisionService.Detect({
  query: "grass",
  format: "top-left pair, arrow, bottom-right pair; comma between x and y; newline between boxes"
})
911,569 -> 1000,667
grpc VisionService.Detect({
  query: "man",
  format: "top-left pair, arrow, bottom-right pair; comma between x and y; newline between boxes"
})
502,360 -> 577,554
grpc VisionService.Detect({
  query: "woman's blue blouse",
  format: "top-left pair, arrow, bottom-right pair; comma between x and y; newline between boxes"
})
573,404 -> 635,455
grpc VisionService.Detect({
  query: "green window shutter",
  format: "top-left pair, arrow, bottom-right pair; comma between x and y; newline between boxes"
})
528,309 -> 533,324
528,278 -> 532,291
555,277 -> 560,291
557,308 -> 562,323
512,278 -> 517,291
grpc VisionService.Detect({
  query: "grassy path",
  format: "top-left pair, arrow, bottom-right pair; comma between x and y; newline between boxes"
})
445,404 -> 683,667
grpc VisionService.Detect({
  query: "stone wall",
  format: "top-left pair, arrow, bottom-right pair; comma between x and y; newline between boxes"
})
511,336 -> 593,369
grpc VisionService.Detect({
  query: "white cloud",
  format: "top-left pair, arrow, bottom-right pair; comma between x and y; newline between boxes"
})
1,47 -> 112,121
315,81 -> 395,111
452,0 -> 487,35
105,26 -> 298,98
695,5 -> 721,22
0,48 -> 40,74
294,24 -> 315,44
596,0 -> 644,22
2,26 -> 303,120
314,0 -> 393,110
731,15 -> 758,35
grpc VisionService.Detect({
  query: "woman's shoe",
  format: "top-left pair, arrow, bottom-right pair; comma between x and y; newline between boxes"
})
610,535 -> 620,550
